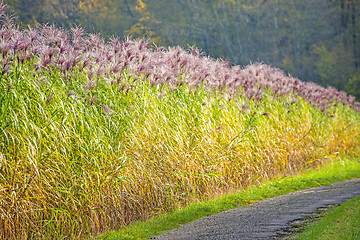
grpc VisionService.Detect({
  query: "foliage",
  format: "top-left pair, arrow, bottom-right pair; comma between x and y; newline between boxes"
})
345,72 -> 360,101
0,2 -> 360,239
313,43 -> 355,89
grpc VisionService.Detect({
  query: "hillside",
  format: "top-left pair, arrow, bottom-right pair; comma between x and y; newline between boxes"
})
0,2 -> 359,239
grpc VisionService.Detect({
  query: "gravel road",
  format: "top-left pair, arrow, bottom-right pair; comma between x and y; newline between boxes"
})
152,178 -> 360,240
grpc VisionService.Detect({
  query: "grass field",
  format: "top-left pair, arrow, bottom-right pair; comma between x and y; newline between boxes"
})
0,1 -> 360,239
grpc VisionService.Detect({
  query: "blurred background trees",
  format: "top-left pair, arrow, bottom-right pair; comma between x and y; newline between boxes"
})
4,0 -> 360,99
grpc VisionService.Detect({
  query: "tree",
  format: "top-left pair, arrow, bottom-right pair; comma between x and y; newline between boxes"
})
78,0 -> 138,37
345,72 -> 360,100
125,0 -> 160,42
4,0 -> 43,26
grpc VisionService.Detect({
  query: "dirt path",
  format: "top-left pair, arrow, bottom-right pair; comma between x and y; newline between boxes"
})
152,178 -> 360,240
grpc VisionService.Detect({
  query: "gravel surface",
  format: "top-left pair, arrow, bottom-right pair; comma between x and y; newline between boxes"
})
152,178 -> 360,240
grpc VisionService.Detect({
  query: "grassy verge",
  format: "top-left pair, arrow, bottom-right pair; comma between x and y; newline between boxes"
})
295,195 -> 360,240
98,158 -> 360,240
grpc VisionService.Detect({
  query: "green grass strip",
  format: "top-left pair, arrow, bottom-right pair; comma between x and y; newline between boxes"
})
295,195 -> 360,240
96,158 -> 360,240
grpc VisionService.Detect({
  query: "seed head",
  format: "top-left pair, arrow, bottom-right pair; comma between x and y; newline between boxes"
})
67,91 -> 76,98
101,104 -> 115,115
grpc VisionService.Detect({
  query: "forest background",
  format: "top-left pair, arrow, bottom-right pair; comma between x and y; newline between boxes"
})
5,0 -> 360,99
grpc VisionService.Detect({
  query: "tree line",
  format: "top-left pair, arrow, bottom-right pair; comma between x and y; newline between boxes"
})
5,0 -> 360,99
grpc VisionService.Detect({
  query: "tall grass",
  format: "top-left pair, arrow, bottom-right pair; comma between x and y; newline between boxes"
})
0,2 -> 359,239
